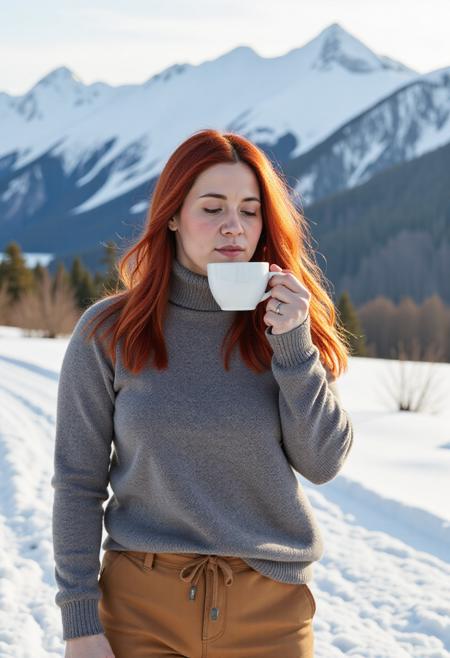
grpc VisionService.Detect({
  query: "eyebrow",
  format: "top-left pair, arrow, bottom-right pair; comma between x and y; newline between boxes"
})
198,193 -> 261,204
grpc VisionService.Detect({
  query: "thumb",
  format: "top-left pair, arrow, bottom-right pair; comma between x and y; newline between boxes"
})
270,263 -> 283,271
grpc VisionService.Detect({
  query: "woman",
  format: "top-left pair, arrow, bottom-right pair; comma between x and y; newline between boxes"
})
53,128 -> 354,658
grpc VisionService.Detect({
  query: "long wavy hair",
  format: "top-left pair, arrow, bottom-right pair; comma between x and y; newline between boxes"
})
83,128 -> 351,379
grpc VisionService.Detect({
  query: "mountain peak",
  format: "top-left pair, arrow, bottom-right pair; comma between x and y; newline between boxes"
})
321,22 -> 346,35
35,66 -> 83,89
214,45 -> 258,65
311,22 -> 400,73
226,45 -> 257,57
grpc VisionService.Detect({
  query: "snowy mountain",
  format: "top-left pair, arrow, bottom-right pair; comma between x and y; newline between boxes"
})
232,22 -> 418,161
0,67 -> 131,169
290,64 -> 450,204
0,24 -> 417,204
0,22 -> 448,274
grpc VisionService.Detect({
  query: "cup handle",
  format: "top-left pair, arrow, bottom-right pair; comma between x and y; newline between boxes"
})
259,271 -> 279,303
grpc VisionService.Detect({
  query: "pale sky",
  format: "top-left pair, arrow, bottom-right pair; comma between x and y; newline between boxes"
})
1,0 -> 449,95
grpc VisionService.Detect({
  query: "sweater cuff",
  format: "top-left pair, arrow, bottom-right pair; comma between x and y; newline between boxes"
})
265,312 -> 315,367
61,598 -> 104,640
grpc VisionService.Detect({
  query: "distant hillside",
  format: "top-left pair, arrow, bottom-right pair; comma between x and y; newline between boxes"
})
304,140 -> 450,306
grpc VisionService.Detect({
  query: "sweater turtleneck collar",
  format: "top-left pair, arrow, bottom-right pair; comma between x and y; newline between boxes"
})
168,257 -> 223,312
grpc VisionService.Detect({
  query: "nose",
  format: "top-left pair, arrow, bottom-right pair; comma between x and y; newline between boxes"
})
221,212 -> 244,234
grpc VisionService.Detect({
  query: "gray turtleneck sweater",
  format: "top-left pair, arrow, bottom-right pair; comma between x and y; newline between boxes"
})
51,257 -> 354,640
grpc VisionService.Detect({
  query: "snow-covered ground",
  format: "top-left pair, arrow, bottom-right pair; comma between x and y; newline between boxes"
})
0,325 -> 449,658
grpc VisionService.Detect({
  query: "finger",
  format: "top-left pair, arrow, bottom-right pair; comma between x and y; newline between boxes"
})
269,272 -> 307,294
265,309 -> 291,327
265,308 -> 288,320
266,285 -> 305,305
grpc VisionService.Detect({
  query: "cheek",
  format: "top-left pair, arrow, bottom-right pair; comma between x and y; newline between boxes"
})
185,215 -> 214,236
250,218 -> 264,240
197,221 -> 218,242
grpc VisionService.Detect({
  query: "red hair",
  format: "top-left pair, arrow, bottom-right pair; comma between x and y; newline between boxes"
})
83,129 -> 350,379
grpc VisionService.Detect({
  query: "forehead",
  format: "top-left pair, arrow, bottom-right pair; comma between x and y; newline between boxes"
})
190,162 -> 260,197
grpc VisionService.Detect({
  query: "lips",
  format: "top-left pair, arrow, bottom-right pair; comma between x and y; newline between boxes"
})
216,247 -> 244,252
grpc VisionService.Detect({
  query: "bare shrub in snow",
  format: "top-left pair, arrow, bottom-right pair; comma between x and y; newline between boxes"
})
8,267 -> 80,338
377,337 -> 448,414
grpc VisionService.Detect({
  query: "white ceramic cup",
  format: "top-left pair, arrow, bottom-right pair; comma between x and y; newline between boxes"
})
206,261 -> 280,310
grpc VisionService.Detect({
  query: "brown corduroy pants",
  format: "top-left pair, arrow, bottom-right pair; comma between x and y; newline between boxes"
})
98,549 -> 316,658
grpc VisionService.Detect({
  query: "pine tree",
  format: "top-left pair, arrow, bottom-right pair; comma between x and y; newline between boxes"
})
70,256 -> 97,309
0,242 -> 34,302
99,240 -> 123,294
53,262 -> 72,297
337,290 -> 367,356
93,271 -> 106,298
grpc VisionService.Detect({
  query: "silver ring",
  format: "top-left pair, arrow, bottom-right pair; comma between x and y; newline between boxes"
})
275,301 -> 283,314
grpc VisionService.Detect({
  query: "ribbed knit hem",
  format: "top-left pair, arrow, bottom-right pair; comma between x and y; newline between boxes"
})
61,598 -> 104,640
264,312 -> 316,367
243,556 -> 315,583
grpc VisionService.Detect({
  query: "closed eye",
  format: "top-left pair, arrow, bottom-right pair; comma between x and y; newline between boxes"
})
203,209 -> 257,216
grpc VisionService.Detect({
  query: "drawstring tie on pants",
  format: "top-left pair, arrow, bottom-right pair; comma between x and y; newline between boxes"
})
179,555 -> 234,620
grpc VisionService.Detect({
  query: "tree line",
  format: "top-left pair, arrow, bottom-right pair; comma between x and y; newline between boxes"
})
0,241 -> 123,338
1,241 -> 449,364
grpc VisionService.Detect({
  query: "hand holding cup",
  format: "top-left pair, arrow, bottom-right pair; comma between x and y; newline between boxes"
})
263,264 -> 311,335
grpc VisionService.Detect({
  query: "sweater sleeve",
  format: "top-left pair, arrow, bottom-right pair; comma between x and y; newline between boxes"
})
51,300 -> 115,640
264,312 -> 353,485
